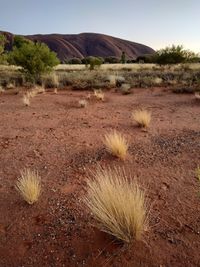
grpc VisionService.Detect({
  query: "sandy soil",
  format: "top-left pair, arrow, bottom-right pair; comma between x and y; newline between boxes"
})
0,87 -> 200,267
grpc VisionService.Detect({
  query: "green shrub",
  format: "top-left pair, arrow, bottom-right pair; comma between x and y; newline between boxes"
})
67,58 -> 82,64
0,34 -> 8,64
83,56 -> 103,70
0,34 -> 6,55
104,56 -> 120,64
8,38 -> 59,82
155,45 -> 199,65
12,35 -> 30,48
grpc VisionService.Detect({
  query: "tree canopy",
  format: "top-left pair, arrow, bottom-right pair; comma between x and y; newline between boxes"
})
155,45 -> 200,64
8,37 -> 59,81
0,34 -> 8,64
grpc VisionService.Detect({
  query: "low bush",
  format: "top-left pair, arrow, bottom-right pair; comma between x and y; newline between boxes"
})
172,87 -> 195,94
67,58 -> 82,64
42,72 -> 59,88
120,83 -> 131,94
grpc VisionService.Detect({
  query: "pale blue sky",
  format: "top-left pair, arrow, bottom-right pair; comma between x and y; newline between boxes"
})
0,0 -> 199,52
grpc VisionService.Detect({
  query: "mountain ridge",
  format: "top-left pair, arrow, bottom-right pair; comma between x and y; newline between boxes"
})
1,31 -> 155,62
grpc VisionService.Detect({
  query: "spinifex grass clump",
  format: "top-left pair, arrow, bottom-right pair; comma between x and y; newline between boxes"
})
104,131 -> 128,160
16,168 -> 41,204
85,166 -> 148,243
94,89 -> 104,100
195,92 -> 200,101
132,109 -> 151,128
196,166 -> 200,197
196,166 -> 200,181
22,93 -> 30,106
78,99 -> 88,108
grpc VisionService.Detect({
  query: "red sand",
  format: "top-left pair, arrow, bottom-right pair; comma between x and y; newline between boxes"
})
0,88 -> 200,267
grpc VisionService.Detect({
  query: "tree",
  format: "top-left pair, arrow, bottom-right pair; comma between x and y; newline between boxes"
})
83,56 -> 103,70
0,34 -> 7,64
13,35 -> 30,48
155,45 -> 199,65
8,39 -> 59,81
120,51 -> 126,64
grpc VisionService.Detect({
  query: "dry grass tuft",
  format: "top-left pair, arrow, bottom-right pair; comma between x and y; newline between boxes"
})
15,168 -> 41,204
86,93 -> 92,100
6,82 -> 15,89
85,166 -> 148,243
78,99 -> 88,108
121,83 -> 131,95
0,85 -> 5,93
132,109 -> 151,128
107,75 -> 116,86
22,94 -> 31,106
153,77 -> 163,85
22,87 -> 39,106
42,72 -> 59,88
104,131 -> 128,160
194,92 -> 200,101
33,85 -> 45,94
196,166 -> 200,181
94,89 -> 104,101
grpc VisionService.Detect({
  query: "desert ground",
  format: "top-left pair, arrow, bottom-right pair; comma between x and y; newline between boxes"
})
0,87 -> 200,267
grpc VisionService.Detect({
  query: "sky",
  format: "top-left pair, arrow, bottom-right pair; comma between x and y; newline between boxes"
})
0,0 -> 200,52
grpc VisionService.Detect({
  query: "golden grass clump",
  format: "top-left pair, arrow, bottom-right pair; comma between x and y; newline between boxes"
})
85,166 -> 148,243
86,93 -> 92,100
33,85 -> 45,94
94,89 -> 104,101
194,92 -> 200,101
22,93 -> 31,106
153,77 -> 163,85
42,72 -> 59,88
0,85 -> 5,93
22,86 -> 45,106
107,75 -> 116,86
51,73 -> 59,88
104,131 -> 128,160
132,109 -> 151,128
196,166 -> 200,181
78,99 -> 88,108
6,82 -> 15,89
15,168 -> 41,204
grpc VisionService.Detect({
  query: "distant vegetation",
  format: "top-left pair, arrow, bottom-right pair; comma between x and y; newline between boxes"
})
63,45 -> 200,65
139,45 -> 200,64
1,32 -> 200,91
0,34 -> 8,64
